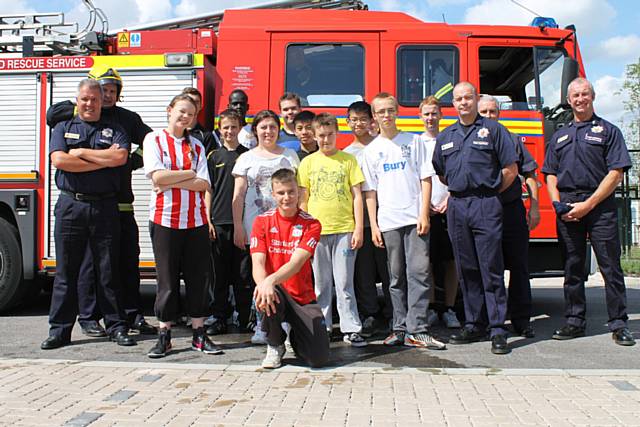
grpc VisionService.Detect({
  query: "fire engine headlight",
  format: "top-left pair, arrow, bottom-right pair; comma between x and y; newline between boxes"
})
165,53 -> 193,67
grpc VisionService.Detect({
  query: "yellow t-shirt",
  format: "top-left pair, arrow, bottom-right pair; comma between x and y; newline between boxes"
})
297,150 -> 365,235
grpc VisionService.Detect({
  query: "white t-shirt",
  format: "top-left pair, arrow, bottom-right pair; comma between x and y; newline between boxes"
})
143,129 -> 210,229
232,148 -> 300,242
238,124 -> 256,149
343,142 -> 366,165
420,133 -> 449,209
360,131 -> 435,232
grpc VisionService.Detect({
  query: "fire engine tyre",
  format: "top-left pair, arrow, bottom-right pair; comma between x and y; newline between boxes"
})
0,218 -> 23,312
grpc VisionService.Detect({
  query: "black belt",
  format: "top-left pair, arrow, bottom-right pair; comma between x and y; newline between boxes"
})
450,189 -> 497,198
61,190 -> 117,201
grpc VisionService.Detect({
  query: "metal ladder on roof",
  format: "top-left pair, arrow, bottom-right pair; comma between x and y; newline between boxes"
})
112,0 -> 367,33
0,0 -> 107,56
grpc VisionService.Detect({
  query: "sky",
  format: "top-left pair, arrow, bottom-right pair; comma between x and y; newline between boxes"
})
5,0 -> 639,132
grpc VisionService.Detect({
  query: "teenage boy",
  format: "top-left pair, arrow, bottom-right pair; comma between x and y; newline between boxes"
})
251,168 -> 330,369
419,96 -> 461,329
343,101 -> 392,336
361,92 -> 445,350
278,92 -> 302,151
293,110 -> 318,161
297,113 -> 367,347
205,110 -> 249,335
226,89 -> 256,149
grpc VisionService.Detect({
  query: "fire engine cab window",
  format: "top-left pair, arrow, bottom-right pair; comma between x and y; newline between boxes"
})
397,46 -> 458,106
285,44 -> 364,107
479,46 -> 535,110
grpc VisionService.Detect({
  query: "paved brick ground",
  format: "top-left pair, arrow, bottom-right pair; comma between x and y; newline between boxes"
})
2,358 -> 640,426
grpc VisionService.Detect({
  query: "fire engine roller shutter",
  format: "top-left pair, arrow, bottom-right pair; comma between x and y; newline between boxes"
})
47,70 -> 196,262
0,74 -> 38,172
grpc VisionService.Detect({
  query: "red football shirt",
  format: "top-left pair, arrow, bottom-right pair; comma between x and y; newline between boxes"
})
250,208 -> 322,305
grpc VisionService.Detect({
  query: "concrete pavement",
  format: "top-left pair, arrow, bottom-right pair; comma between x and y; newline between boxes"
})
1,358 -> 640,426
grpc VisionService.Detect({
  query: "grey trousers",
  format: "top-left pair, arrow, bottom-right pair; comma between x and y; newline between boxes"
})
312,233 -> 362,334
382,225 -> 432,334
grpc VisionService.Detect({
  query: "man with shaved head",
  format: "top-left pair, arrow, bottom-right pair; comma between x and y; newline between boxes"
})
542,77 -> 635,346
432,82 -> 518,354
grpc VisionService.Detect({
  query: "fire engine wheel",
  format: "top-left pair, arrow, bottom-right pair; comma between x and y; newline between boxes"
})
0,218 -> 23,312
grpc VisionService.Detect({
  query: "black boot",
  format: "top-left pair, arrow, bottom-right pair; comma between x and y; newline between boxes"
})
192,327 -> 223,354
147,328 -> 172,358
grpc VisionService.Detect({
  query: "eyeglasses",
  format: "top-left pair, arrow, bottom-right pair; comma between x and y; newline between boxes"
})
374,108 -> 397,116
348,117 -> 371,124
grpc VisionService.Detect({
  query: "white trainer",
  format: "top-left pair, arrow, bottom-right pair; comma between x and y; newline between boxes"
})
262,344 -> 285,369
251,329 -> 268,345
443,309 -> 461,329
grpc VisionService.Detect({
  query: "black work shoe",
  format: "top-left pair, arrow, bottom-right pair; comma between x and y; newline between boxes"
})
552,325 -> 585,340
491,334 -> 511,354
148,329 -> 172,358
205,320 -> 227,336
513,325 -> 536,339
110,330 -> 136,346
41,335 -> 69,350
192,327 -> 224,354
612,328 -> 636,346
449,328 -> 487,344
81,321 -> 107,338
131,318 -> 157,335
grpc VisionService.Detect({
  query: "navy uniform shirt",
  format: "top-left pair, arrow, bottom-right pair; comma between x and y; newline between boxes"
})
541,115 -> 631,192
50,116 -> 130,195
500,133 -> 538,204
432,115 -> 518,194
47,100 -> 152,204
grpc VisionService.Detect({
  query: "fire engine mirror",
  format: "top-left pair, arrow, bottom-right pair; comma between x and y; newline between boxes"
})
560,57 -> 578,102
165,53 -> 193,67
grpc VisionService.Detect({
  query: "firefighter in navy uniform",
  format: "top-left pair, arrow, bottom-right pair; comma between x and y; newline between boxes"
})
478,95 -> 540,339
432,82 -> 518,355
42,79 -> 136,349
542,77 -> 635,346
46,65 -> 156,337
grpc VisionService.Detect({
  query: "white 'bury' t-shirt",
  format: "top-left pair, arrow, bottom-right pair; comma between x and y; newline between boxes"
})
231,148 -> 300,243
360,131 -> 435,232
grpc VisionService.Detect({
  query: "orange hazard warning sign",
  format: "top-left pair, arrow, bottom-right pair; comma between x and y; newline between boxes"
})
118,33 -> 129,48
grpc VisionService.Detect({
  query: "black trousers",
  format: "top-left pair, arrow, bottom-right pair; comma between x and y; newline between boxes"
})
150,222 -> 211,322
78,211 -> 142,326
502,199 -> 532,330
261,286 -> 329,368
556,194 -> 628,331
353,226 -> 392,319
210,224 -> 254,326
48,195 -> 127,340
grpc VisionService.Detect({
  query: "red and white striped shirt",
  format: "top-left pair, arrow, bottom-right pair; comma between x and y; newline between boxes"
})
143,129 -> 210,229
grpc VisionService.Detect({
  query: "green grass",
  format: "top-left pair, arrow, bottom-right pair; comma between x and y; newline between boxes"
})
621,246 -> 640,276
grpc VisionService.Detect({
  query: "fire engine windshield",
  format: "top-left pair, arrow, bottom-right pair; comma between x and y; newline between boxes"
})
285,44 -> 364,107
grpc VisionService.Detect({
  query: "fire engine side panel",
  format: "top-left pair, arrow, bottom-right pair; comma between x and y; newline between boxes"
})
0,74 -> 39,172
46,69 -> 196,263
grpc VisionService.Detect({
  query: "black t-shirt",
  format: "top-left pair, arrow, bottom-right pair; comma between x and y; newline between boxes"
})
207,144 -> 248,224
297,146 -> 318,161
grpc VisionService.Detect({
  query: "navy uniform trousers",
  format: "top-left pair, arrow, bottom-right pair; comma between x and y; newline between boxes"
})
447,195 -> 508,336
48,194 -> 127,340
556,193 -> 628,331
502,199 -> 533,330
78,211 -> 142,327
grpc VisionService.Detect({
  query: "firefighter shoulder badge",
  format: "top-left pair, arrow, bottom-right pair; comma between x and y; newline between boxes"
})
477,127 -> 490,138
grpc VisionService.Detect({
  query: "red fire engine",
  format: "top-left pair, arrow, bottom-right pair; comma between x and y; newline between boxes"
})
0,0 -> 585,311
